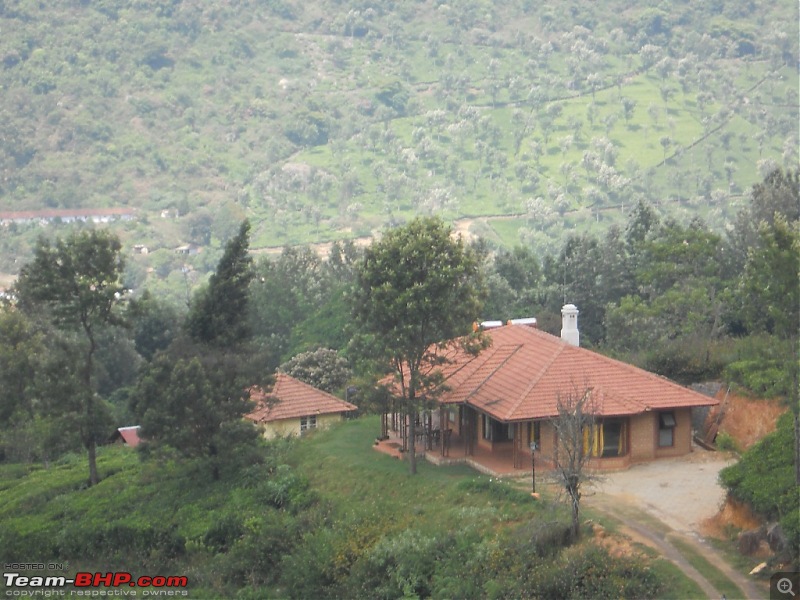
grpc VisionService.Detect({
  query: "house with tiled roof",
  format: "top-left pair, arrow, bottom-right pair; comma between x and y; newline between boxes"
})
246,373 -> 357,439
109,426 -> 142,448
390,305 -> 718,472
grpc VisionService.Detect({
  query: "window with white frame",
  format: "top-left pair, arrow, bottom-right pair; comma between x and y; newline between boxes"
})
300,414 -> 317,433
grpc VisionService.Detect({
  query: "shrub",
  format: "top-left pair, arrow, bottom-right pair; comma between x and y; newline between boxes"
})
537,545 -> 662,599
715,431 -> 740,453
202,514 -> 245,554
722,334 -> 794,398
54,522 -> 185,566
345,529 -> 447,600
215,512 -> 298,587
457,477 -> 534,504
719,412 -> 798,559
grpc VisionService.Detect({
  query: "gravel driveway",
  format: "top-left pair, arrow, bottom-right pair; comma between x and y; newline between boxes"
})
586,448 -> 735,534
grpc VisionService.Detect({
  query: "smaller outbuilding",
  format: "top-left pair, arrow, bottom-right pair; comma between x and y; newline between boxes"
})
246,373 -> 357,439
109,426 -> 142,448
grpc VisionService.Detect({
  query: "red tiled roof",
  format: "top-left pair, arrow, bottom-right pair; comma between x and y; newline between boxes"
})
427,325 -> 717,421
245,373 -> 357,423
117,426 -> 142,448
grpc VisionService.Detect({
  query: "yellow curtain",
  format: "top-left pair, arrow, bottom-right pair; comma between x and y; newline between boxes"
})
583,424 -> 604,457
594,424 -> 602,457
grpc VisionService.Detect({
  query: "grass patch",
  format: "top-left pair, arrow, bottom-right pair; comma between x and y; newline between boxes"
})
648,557 -> 708,600
669,535 -> 747,600
706,536 -> 773,595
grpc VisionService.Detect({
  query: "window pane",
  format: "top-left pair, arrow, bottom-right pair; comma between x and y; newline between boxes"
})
659,427 -> 673,447
602,421 -> 622,457
660,412 -> 676,428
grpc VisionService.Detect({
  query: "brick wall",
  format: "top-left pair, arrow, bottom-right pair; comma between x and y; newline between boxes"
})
536,407 -> 694,468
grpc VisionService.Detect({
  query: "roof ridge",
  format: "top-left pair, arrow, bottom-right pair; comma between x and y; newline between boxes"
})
505,339 -> 568,419
462,344 -> 523,406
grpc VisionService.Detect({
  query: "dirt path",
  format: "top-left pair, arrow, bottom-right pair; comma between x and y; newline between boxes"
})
581,451 -> 765,599
586,494 -> 722,598
585,493 -> 763,599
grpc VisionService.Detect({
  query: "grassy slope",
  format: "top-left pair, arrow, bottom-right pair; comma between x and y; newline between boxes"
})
0,416 -> 705,597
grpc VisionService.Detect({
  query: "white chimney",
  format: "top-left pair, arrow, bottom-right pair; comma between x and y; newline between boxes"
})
561,304 -> 579,347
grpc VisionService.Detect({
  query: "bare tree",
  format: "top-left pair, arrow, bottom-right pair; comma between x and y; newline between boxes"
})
550,385 -> 598,540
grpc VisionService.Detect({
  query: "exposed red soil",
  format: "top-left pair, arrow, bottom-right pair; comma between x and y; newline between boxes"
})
701,496 -> 763,539
708,389 -> 787,450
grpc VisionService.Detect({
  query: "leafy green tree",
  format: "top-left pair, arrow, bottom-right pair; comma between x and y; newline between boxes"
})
186,220 -> 253,348
483,245 -> 545,321
132,343 -> 258,481
738,215 -> 800,484
0,309 -> 40,423
550,233 -> 605,344
14,230 -> 126,485
738,215 -> 799,336
727,168 -> 799,274
636,218 -> 724,299
279,348 -> 352,394
353,217 -> 485,474
127,290 -> 182,362
249,245 -> 343,364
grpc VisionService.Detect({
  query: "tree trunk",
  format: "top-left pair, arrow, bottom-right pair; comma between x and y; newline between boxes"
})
570,487 -> 581,541
794,411 -> 799,486
210,442 -> 220,481
84,329 -> 100,486
408,407 -> 417,475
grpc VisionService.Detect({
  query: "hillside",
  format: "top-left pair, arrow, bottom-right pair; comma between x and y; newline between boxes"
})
0,0 -> 797,283
0,417 -> 706,598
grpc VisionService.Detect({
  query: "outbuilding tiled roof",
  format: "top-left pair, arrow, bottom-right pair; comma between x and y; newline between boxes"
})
246,373 -> 357,423
116,426 -> 142,447
430,325 -> 717,421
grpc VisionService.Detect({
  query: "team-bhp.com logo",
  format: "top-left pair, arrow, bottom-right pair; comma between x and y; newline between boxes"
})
4,571 -> 189,596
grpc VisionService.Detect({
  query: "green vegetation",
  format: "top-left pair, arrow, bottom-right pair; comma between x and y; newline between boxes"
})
669,536 -> 747,600
0,418 -> 667,598
646,559 -> 707,600
0,0 -> 796,300
354,216 -> 485,473
14,230 -> 127,485
720,413 -> 799,561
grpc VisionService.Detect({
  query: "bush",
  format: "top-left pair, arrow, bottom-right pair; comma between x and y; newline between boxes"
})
215,512 -> 298,587
719,412 -> 798,559
457,477 -> 534,504
345,529 -> 447,600
643,338 -> 725,384
55,522 -> 185,566
722,334 -> 795,398
203,514 -> 245,554
715,431 -> 740,453
538,545 -> 662,599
